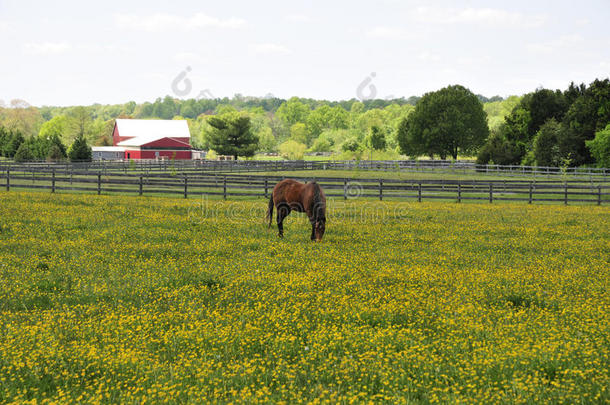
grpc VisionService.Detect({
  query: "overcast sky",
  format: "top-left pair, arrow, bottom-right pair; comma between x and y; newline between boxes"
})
2,0 -> 610,106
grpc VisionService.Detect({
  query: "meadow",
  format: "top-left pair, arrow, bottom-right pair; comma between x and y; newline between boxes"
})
0,191 -> 609,403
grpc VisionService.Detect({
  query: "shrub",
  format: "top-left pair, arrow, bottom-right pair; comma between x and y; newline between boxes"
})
278,140 -> 307,160
586,124 -> 610,167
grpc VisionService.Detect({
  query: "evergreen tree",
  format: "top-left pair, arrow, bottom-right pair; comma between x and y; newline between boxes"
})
13,142 -> 35,162
206,113 -> 258,160
68,134 -> 92,161
3,131 -> 25,158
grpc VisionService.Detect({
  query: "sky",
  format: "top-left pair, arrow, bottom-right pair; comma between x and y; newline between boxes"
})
2,0 -> 610,106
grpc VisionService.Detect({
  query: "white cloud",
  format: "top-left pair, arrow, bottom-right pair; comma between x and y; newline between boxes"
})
250,43 -> 291,55
114,12 -> 245,32
365,26 -> 414,40
526,34 -> 583,54
285,14 -> 311,23
417,51 -> 441,62
24,42 -> 71,55
414,7 -> 547,28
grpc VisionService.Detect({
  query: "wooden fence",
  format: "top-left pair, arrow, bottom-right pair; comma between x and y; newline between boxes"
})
1,168 -> 608,205
0,159 -> 609,178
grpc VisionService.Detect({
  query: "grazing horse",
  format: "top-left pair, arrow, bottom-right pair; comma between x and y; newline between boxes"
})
267,179 -> 326,241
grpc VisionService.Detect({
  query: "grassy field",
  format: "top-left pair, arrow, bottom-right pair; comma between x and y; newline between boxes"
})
0,192 -> 609,403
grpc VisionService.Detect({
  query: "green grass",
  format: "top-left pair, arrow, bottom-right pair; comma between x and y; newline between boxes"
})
0,192 -> 609,403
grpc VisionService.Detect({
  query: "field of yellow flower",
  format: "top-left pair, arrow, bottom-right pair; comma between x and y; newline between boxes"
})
0,191 -> 609,403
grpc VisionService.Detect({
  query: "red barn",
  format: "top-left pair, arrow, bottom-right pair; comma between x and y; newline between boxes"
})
112,119 -> 192,160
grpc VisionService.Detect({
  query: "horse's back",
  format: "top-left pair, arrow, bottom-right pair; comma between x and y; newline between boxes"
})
272,179 -> 305,206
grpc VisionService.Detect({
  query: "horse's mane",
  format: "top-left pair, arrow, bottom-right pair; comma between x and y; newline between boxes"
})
311,182 -> 325,221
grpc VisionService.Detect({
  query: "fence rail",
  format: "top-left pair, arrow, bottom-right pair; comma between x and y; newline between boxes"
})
1,168 -> 608,206
0,159 -> 609,178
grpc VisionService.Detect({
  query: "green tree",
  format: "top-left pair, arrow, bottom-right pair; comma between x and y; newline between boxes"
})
13,141 -> 35,162
533,119 -> 562,167
310,136 -> 332,152
276,97 -> 310,126
207,113 -> 258,160
0,126 -> 10,155
39,115 -> 67,139
341,137 -> 362,152
560,79 -> 610,166
256,127 -> 276,153
66,107 -> 93,144
502,106 -> 531,162
152,96 -> 178,119
476,129 -> 519,165
586,124 -> 610,167
398,85 -> 489,159
289,123 -> 308,144
47,144 -> 65,162
278,140 -> 306,160
2,131 -> 24,158
367,125 -> 386,150
68,134 -> 92,161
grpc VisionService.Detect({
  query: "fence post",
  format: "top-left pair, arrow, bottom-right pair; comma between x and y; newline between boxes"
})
529,182 -> 533,204
223,176 -> 227,200
489,183 -> 493,203
343,179 -> 347,200
264,179 -> 268,199
598,185 -> 602,206
97,172 -> 101,195
564,182 -> 568,205
418,182 -> 422,202
184,174 -> 188,199
457,183 -> 461,203
139,175 -> 143,196
5,168 -> 9,192
379,179 -> 383,201
52,169 -> 56,193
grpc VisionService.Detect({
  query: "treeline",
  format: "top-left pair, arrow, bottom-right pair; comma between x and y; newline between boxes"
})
2,82 -> 609,166
0,106 -> 92,162
476,79 -> 610,167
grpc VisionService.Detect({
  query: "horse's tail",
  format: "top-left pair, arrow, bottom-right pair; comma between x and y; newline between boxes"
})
266,195 -> 274,228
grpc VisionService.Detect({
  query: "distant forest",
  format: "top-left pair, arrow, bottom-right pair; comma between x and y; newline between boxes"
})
1,80 -> 609,167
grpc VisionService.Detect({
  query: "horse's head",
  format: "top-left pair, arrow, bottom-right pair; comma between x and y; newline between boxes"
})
314,217 -> 326,241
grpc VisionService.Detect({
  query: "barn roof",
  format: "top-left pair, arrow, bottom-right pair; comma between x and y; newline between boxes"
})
116,136 -> 192,147
115,119 -> 190,142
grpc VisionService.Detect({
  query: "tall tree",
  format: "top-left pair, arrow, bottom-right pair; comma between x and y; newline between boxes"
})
68,134 -> 92,161
276,97 -> 310,126
66,107 -> 92,144
206,113 -> 258,160
586,124 -> 610,168
533,118 -> 562,167
560,79 -> 610,166
397,85 -> 489,159
368,125 -> 386,150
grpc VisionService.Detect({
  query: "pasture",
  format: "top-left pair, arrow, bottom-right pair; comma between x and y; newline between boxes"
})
0,191 -> 609,403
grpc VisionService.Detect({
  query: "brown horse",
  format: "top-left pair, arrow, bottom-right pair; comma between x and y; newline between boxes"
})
267,179 -> 326,241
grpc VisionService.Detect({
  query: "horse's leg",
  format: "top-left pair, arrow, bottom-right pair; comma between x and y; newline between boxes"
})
310,221 -> 316,241
277,204 -> 290,237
